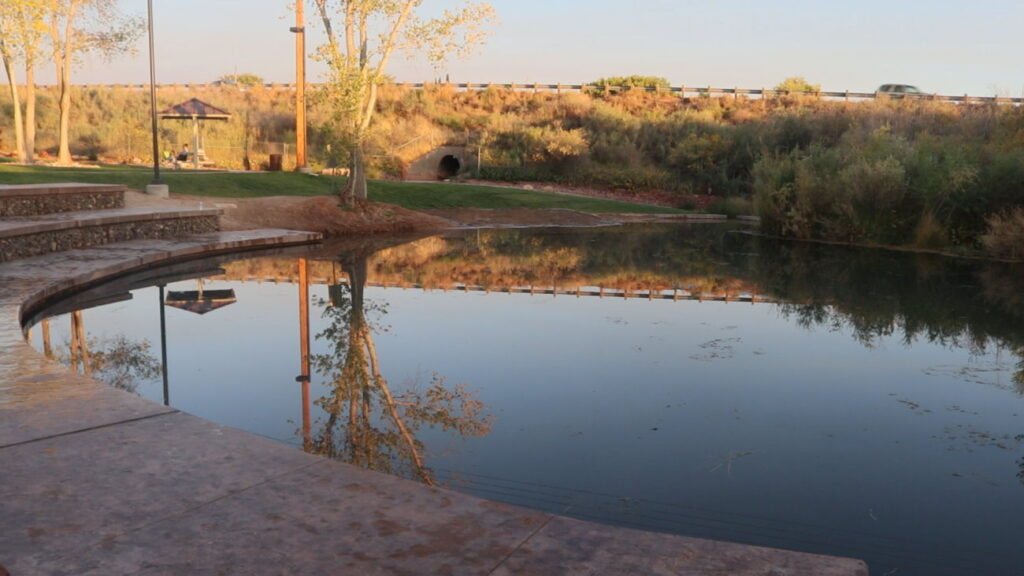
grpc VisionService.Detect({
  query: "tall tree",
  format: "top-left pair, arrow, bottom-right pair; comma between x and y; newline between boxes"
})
310,0 -> 496,204
0,17 -> 27,163
19,1 -> 44,163
48,0 -> 140,165
0,0 -> 45,162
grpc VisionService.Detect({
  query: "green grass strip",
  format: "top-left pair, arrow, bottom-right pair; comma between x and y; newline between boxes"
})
0,163 -> 683,214
368,180 -> 683,214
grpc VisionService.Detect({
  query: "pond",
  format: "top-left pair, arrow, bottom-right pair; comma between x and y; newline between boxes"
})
26,224 -> 1024,575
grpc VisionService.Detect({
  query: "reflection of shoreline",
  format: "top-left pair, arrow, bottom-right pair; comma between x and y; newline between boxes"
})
214,226 -> 769,301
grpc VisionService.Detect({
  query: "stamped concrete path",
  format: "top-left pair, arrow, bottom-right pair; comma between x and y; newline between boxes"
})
0,227 -> 869,574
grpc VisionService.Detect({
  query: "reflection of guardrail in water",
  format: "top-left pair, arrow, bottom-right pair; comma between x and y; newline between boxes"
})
229,275 -> 778,304
66,82 -> 1024,105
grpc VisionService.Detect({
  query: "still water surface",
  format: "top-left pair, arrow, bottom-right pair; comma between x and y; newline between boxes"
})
29,224 -> 1024,575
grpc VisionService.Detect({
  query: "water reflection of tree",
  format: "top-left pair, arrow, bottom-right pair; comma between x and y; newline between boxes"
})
309,255 -> 491,485
49,315 -> 161,395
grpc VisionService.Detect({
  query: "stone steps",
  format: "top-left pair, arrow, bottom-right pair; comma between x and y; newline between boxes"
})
0,183 -> 220,262
0,205 -> 222,262
0,182 -> 125,216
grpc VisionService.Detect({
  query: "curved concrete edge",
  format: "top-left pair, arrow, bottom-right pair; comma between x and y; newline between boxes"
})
0,229 -> 323,448
14,229 -> 321,325
0,231 -> 869,576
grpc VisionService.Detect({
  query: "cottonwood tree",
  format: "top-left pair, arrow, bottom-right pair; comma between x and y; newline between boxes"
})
49,0 -> 140,165
310,0 -> 496,204
0,0 -> 46,162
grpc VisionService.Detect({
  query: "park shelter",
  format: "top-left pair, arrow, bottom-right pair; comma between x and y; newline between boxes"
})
158,98 -> 232,169
165,279 -> 236,315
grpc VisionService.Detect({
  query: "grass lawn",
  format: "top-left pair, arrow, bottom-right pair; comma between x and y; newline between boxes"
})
368,180 -> 683,214
0,162 -> 684,214
0,163 -> 333,197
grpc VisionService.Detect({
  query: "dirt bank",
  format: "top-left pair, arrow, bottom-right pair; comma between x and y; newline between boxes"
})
126,191 -> 451,235
124,190 -> 720,235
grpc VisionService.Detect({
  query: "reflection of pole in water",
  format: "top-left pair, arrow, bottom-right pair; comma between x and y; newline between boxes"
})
41,318 -> 52,359
158,285 -> 170,406
70,310 -> 90,375
298,258 -> 311,448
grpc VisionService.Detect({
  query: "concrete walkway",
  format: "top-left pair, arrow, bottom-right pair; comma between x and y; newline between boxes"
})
0,232 -> 869,575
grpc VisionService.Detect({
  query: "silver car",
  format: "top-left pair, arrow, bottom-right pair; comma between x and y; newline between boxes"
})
876,84 -> 923,98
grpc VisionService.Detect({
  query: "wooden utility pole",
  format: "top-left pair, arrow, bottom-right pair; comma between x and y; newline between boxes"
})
292,2 -> 308,170
298,258 -> 311,449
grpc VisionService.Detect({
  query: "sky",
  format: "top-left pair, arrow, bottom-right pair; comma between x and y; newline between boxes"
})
57,0 -> 1024,97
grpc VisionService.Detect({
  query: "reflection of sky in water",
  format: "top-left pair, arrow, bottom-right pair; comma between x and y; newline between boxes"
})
29,256 -> 1024,576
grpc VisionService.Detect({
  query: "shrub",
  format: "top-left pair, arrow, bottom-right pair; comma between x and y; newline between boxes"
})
981,207 -> 1024,259
568,164 -> 673,192
709,196 -> 754,218
834,156 -> 909,243
912,211 -> 949,250
591,75 -> 671,91
477,165 -> 557,183
773,77 -> 821,93
752,152 -> 799,236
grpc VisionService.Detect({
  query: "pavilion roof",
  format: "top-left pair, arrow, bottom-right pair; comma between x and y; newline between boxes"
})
158,98 -> 231,120
165,289 -> 237,315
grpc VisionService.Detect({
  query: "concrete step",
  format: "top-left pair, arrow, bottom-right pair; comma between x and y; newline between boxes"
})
0,206 -> 222,262
0,182 -> 125,216
4,228 -> 324,319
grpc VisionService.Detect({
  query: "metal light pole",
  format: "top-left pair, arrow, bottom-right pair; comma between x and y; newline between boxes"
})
158,284 -> 170,406
145,0 -> 169,197
290,1 -> 308,172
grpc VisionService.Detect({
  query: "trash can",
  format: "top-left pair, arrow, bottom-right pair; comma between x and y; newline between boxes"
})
268,154 -> 283,171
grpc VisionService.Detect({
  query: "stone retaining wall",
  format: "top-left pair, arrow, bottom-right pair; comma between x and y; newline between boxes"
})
0,184 -> 125,217
0,215 -> 219,262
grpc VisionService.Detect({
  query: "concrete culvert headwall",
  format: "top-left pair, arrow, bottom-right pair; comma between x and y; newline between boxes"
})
405,146 -> 472,181
438,155 -> 461,180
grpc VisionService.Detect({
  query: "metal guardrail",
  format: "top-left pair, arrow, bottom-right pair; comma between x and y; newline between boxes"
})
61,82 -> 1024,105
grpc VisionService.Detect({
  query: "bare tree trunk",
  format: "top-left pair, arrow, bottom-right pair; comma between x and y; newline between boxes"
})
0,52 -> 26,163
344,144 -> 368,204
24,63 -> 35,163
54,2 -> 75,166
56,61 -> 71,164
